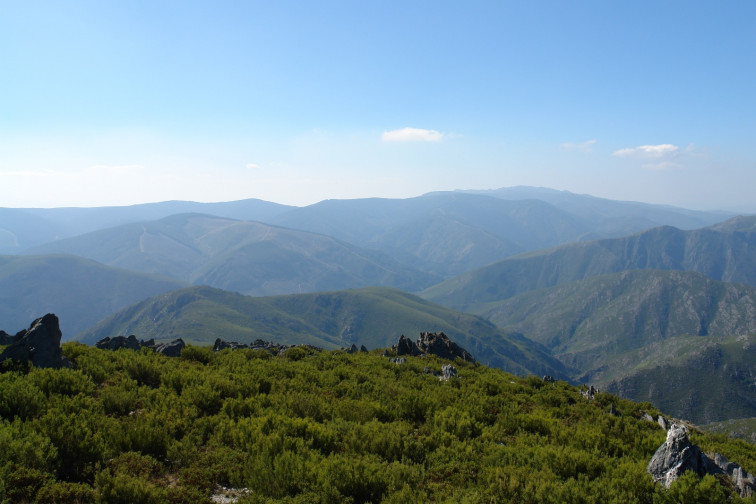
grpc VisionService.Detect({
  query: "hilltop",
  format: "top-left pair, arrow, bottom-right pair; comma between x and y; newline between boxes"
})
1,336 -> 755,502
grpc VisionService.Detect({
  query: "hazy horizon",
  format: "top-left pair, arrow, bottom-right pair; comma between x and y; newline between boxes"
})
3,2 -> 755,212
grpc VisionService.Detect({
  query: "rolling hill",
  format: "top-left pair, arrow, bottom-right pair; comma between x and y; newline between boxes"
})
422,215 -> 756,312
0,254 -> 185,338
76,285 -> 572,379
25,213 -> 439,296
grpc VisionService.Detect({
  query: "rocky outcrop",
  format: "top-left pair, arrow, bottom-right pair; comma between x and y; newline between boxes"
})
712,453 -> 756,498
393,332 -> 475,362
213,338 -> 249,351
440,364 -> 458,381
647,423 -> 756,498
95,335 -> 142,351
394,335 -> 421,357
146,339 -> 186,357
0,330 -> 14,345
648,424 -> 717,488
212,337 -> 321,356
0,314 -> 69,368
343,343 -> 369,354
95,335 -> 185,356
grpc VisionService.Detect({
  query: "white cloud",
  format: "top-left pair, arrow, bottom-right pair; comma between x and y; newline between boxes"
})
381,127 -> 443,142
560,139 -> 597,152
246,163 -> 261,170
613,144 -> 679,158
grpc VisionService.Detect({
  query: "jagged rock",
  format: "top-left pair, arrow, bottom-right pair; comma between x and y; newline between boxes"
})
641,412 -> 655,422
648,424 -> 714,487
542,375 -> 556,383
417,332 -> 476,362
388,357 -> 406,365
647,424 -> 756,498
609,403 -> 621,416
95,335 -> 142,351
213,338 -> 249,351
0,330 -> 14,345
712,453 -> 756,498
581,385 -> 598,400
658,416 -> 668,430
360,345 -> 368,353
392,332 -> 475,362
345,344 -> 359,354
0,314 -> 69,369
440,363 -> 458,381
394,335 -> 420,356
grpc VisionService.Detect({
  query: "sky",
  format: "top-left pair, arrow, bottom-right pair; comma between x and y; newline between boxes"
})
1,1 -> 755,211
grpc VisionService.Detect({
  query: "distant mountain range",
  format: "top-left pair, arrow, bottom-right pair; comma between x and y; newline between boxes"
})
2,187 -> 754,428
25,213 -> 439,295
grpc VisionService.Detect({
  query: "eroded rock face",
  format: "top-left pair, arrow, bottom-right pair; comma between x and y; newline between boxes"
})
647,424 -> 756,498
0,314 -> 69,368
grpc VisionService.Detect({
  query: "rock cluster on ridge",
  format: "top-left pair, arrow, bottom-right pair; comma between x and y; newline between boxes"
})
0,314 -> 69,368
95,335 -> 186,356
647,423 -> 756,497
393,332 -> 476,363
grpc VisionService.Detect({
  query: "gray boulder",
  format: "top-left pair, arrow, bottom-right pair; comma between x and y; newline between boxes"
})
647,424 -> 756,497
149,338 -> 186,357
440,363 -> 458,381
647,424 -> 715,488
0,314 -> 69,368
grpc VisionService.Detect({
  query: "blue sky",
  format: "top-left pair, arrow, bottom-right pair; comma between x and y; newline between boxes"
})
2,1 -> 755,210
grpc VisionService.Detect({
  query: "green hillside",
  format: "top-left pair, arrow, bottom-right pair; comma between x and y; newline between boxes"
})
422,216 -> 756,312
26,213 -> 438,296
0,255 -> 185,339
1,343 -> 754,503
76,286 -> 571,379
478,269 -> 756,372
605,333 -> 756,424
701,417 -> 756,444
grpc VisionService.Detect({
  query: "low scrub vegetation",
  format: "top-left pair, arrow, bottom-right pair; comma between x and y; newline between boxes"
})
0,343 -> 754,503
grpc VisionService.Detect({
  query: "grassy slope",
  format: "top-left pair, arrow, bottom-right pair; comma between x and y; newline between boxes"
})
76,286 -> 572,379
